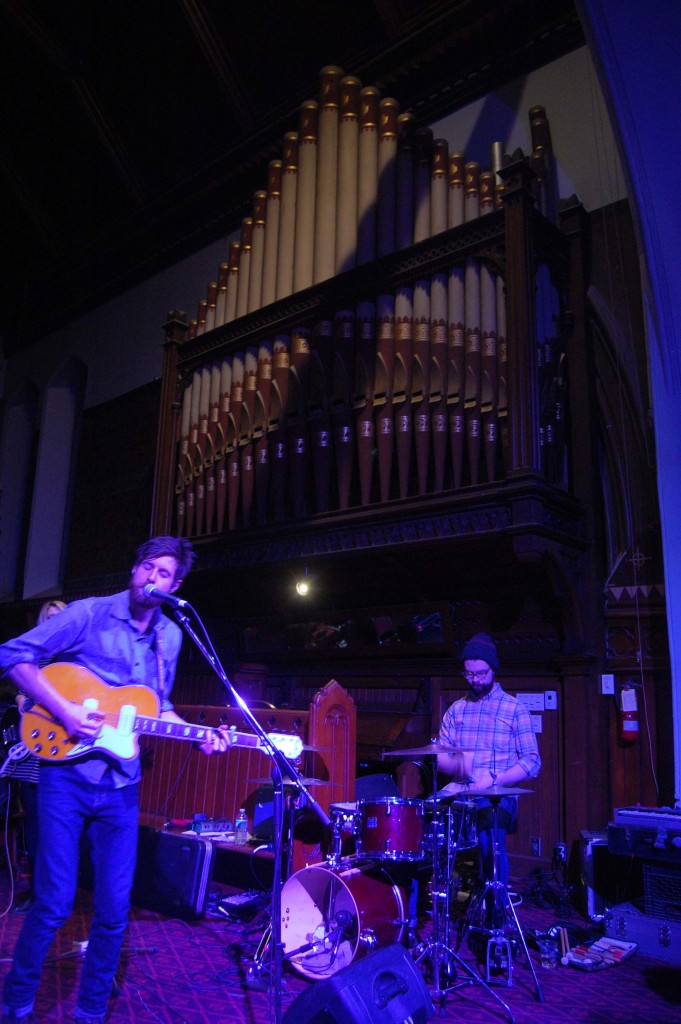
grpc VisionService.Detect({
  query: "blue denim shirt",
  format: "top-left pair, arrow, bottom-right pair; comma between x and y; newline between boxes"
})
0,590 -> 182,786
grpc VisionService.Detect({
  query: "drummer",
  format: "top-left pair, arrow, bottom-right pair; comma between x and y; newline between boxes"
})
436,632 -> 541,890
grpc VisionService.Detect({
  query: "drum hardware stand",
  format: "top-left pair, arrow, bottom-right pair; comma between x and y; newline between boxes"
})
247,786 -> 319,984
169,604 -> 330,1024
409,763 -> 516,1023
456,789 -> 544,1004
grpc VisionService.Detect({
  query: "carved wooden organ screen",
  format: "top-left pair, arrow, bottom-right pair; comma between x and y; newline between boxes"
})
153,65 -> 572,538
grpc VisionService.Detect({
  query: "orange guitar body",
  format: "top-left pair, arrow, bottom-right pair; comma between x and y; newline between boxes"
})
22,664 -> 162,762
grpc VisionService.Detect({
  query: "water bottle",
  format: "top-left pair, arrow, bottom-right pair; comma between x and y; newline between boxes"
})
235,808 -> 248,846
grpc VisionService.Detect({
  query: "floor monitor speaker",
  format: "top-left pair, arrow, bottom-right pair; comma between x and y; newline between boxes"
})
281,943 -> 434,1024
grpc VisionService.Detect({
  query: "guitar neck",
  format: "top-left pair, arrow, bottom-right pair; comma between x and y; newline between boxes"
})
135,715 -> 262,749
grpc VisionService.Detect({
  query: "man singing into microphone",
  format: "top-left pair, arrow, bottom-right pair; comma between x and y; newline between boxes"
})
0,536 -> 231,1024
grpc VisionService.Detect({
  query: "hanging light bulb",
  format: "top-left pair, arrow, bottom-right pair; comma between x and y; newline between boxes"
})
295,566 -> 311,596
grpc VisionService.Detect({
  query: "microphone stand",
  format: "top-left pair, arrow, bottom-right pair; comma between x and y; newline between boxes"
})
170,604 -> 330,1024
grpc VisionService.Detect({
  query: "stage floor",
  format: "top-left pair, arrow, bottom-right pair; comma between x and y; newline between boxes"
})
0,861 -> 679,1024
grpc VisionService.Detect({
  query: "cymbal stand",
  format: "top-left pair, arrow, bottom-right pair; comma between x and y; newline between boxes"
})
412,765 -> 516,1023
456,794 -> 544,1003
248,786 -> 301,981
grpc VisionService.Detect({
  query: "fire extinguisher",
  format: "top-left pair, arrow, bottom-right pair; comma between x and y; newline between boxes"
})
618,684 -> 639,742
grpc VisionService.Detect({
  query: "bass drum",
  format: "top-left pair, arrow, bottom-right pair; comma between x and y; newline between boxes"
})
280,861 -> 407,980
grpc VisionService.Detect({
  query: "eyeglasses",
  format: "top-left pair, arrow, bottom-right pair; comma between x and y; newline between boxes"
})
462,669 -> 492,681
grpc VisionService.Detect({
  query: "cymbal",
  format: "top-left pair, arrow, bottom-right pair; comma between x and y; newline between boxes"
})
381,742 -> 465,758
468,785 -> 533,797
425,792 -> 474,804
246,777 -> 339,788
301,745 -> 332,753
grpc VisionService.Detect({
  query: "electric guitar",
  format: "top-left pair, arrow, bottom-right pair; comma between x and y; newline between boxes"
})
20,663 -> 304,763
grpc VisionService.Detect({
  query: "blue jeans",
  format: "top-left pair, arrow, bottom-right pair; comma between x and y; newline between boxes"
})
473,796 -> 518,885
3,768 -> 139,1018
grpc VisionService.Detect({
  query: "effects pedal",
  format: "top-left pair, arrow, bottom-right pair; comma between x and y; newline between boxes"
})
217,889 -> 269,922
190,815 -> 232,834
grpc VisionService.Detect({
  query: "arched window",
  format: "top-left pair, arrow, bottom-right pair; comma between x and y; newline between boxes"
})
22,357 -> 87,599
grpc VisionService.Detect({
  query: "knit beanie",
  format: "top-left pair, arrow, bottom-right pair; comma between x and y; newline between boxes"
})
461,632 -> 499,670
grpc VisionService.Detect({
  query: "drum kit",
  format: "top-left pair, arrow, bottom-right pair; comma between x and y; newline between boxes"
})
268,739 -> 542,1020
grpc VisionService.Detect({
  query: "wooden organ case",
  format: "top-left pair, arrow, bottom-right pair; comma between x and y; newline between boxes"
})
150,66 -> 605,868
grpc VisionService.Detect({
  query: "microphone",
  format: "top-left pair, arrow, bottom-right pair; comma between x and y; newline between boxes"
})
142,584 -> 189,609
334,910 -> 353,936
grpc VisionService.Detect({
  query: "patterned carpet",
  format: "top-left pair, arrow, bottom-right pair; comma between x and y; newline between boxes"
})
0,865 -> 679,1024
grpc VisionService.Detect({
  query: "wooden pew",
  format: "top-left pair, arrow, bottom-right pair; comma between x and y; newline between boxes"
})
137,679 -> 355,879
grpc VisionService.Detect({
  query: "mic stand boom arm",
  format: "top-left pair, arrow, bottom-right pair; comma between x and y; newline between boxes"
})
171,606 -> 330,1024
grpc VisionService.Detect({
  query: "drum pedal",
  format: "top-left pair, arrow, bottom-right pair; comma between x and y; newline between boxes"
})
485,936 -> 513,986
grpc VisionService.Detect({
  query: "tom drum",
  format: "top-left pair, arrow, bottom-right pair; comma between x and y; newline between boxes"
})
356,797 -> 425,861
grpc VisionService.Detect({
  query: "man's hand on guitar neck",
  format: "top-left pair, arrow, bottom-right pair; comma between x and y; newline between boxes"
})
160,710 -> 233,756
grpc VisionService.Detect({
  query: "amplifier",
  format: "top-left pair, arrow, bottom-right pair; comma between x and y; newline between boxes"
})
579,830 -> 643,920
608,823 -> 681,865
643,862 -> 681,921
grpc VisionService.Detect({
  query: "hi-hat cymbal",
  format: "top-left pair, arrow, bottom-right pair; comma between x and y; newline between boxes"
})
468,784 -> 533,797
246,777 -> 339,787
381,742 -> 464,758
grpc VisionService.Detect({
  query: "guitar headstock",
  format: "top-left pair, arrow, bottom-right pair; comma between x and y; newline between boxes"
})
265,732 -> 304,760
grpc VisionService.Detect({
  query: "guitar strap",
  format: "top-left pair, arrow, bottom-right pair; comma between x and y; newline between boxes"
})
154,625 -> 167,705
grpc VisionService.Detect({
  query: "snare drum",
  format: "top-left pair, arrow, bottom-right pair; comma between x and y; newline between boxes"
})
356,797 -> 425,861
425,798 -> 478,856
281,861 -> 407,979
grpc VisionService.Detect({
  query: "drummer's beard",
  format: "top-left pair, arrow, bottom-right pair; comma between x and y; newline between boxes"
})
467,677 -> 495,700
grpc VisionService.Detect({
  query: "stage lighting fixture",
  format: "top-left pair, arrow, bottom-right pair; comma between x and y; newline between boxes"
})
295,569 -> 311,596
